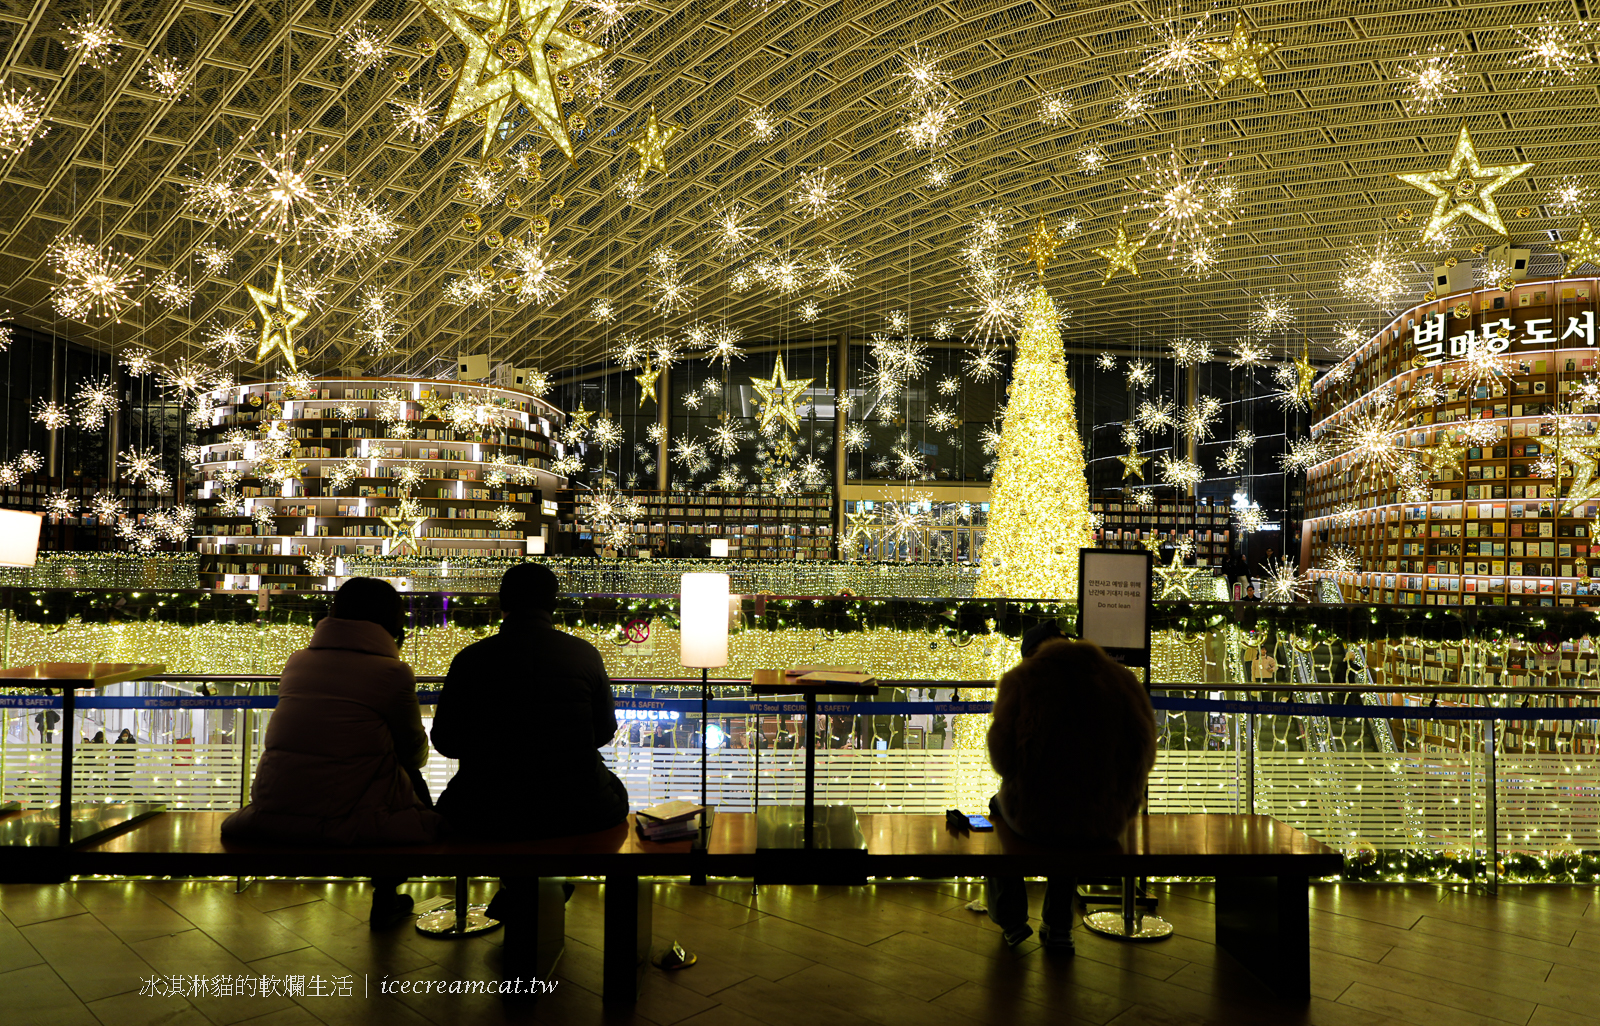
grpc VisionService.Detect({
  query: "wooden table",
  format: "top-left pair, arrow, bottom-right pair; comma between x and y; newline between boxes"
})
8,809 -> 1340,999
0,662 -> 165,846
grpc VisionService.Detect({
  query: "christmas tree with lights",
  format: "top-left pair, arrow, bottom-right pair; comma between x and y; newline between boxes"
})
976,285 -> 1096,600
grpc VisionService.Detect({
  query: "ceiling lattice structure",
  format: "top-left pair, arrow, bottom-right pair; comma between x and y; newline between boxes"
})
2,0 -> 1598,380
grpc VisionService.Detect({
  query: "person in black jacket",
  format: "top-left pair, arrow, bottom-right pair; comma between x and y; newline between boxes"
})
432,562 -> 627,837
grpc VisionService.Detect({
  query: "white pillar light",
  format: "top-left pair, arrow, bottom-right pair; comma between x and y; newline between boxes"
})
709,538 -> 729,558
679,572 -> 730,669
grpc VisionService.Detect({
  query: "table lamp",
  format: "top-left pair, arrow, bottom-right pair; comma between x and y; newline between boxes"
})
680,572 -> 729,811
709,538 -> 729,558
0,509 -> 43,567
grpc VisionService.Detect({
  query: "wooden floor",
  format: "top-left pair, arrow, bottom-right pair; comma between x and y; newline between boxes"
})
1,878 -> 1597,1026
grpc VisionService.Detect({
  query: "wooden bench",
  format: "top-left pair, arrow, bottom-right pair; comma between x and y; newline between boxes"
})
1,810 -> 1340,1000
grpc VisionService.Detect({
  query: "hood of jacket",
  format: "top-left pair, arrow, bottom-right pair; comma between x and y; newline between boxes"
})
308,617 -> 400,658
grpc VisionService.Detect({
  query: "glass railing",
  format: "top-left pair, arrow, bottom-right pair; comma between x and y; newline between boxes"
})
3,670 -> 1597,885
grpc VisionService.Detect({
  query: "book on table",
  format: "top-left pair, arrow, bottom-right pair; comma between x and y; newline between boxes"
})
635,800 -> 707,841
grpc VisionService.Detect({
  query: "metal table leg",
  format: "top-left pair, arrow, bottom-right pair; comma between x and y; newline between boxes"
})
1082,875 -> 1173,940
416,875 -> 501,937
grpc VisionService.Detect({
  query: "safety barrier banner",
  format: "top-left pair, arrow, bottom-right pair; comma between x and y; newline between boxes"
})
4,693 -> 1599,721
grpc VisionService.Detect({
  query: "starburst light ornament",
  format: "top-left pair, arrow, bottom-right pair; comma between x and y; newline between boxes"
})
1141,13 -> 1214,89
1169,337 -> 1212,367
1133,148 -> 1236,259
242,135 -> 334,239
142,54 -> 188,99
339,21 -> 390,73
1234,506 -> 1268,534
1338,236 -> 1409,308
1548,175 -> 1589,215
1249,289 -> 1296,333
0,79 -> 49,156
149,272 -> 198,309
1397,46 -> 1462,114
1394,123 -> 1536,241
744,104 -> 778,141
790,167 -> 844,221
389,97 -> 439,141
1512,19 -> 1594,83
1073,141 -> 1108,175
47,236 -> 142,320
1037,91 -> 1072,125
417,0 -> 606,161
1333,320 -> 1367,353
66,17 -> 121,67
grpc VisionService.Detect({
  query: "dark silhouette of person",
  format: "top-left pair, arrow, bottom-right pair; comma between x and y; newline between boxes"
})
981,637 -> 1157,951
432,562 -> 627,920
34,709 -> 60,743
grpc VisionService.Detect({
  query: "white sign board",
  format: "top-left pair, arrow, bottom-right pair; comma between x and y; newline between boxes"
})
1077,549 -> 1153,668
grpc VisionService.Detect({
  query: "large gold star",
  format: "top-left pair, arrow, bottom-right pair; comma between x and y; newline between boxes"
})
1292,342 -> 1317,406
419,0 -> 606,162
1154,552 -> 1206,600
1559,435 -> 1600,516
566,403 -> 595,431
1019,218 -> 1062,276
246,260 -> 309,372
1119,445 -> 1149,480
749,357 -> 813,434
1429,435 -> 1469,475
419,391 -> 450,420
628,107 -> 680,174
843,505 -> 876,556
1557,218 -> 1600,276
1205,11 -> 1278,91
635,360 -> 663,408
380,498 -> 428,558
1093,223 -> 1141,283
1393,123 -> 1536,241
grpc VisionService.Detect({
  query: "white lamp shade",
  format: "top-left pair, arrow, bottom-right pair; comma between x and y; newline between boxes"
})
526,536 -> 546,555
0,509 -> 43,567
709,538 -> 729,557
680,572 -> 730,669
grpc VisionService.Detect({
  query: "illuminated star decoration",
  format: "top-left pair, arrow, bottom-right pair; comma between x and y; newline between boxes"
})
635,360 -> 663,408
1019,217 -> 1062,276
1119,445 -> 1150,481
843,505 -> 876,556
245,261 -> 310,372
420,392 -> 451,420
380,498 -> 428,557
1093,223 -> 1142,283
566,403 -> 595,432
1558,434 -> 1600,516
1154,551 -> 1207,600
1292,342 -> 1317,406
418,0 -> 606,162
1204,11 -> 1279,91
749,357 -> 814,434
628,107 -> 680,174
1393,122 -> 1536,241
1557,218 -> 1600,276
